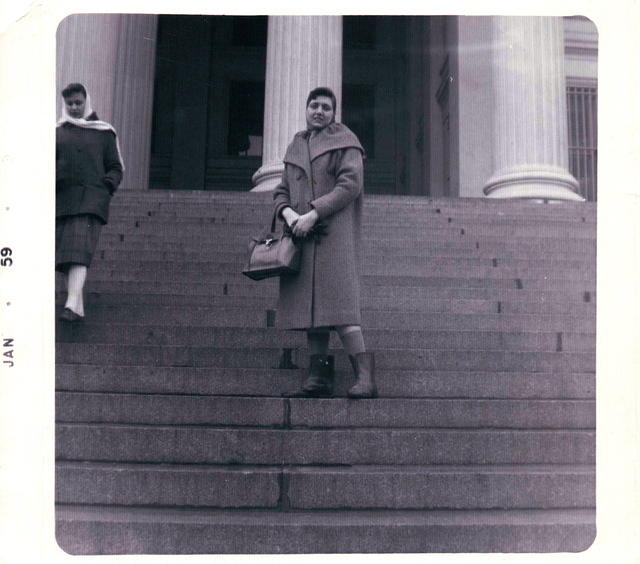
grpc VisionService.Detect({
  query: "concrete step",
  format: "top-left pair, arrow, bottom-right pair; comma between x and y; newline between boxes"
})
56,280 -> 595,304
108,197 -> 596,216
98,232 -> 595,254
55,505 -> 596,554
110,201 -> 595,218
83,263 -> 596,283
109,190 -> 596,213
105,215 -> 597,234
459,225 -> 594,240
54,291 -> 596,315
284,464 -> 595,510
55,461 -> 595,509
55,324 -> 595,353
287,397 -> 594,429
72,274 -> 538,289
55,343 -> 595,373
108,219 -> 594,239
83,252 -> 598,271
56,462 -> 281,509
102,222 -> 595,240
354,275 -> 595,292
501,300 -> 596,314
362,284 -> 595,302
111,195 -> 595,210
88,253 -> 594,274
113,188 -> 591,202
56,364 -> 596,399
102,206 -> 596,224
92,246 -> 595,263
55,306 -> 596,332
56,424 -> 595,465
56,392 -> 595,429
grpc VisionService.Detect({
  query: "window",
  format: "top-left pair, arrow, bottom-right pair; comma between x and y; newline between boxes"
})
567,85 -> 597,201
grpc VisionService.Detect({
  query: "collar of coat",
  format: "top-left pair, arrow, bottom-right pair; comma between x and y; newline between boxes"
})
283,123 -> 364,177
56,113 -> 126,171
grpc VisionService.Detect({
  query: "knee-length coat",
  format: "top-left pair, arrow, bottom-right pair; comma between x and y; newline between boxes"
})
273,123 -> 365,330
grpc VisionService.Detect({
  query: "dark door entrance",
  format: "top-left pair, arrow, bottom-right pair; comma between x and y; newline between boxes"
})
342,16 -> 431,195
150,15 -> 267,190
149,15 -> 433,195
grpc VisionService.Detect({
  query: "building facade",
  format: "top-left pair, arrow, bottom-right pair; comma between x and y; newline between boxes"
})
56,15 -> 598,201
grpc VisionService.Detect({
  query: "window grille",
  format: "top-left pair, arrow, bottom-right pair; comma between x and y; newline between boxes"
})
567,85 -> 597,201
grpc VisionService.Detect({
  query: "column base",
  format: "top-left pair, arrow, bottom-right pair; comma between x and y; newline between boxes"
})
251,163 -> 284,192
483,167 -> 585,202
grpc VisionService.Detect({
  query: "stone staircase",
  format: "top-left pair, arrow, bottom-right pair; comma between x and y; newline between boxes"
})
55,190 -> 596,554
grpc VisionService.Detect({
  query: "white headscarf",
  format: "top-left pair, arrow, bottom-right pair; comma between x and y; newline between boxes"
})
57,90 -> 125,170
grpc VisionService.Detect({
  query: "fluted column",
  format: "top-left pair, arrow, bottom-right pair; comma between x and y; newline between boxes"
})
252,16 -> 343,192
56,14 -> 158,190
112,15 -> 158,191
483,17 -> 583,201
56,14 -> 120,121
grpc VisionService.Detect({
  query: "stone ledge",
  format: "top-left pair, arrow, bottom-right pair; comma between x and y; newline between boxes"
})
55,505 -> 596,554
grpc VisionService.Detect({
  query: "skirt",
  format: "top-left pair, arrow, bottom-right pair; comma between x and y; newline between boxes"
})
56,214 -> 103,273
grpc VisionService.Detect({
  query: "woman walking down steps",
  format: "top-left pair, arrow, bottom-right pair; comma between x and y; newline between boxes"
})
273,87 -> 376,399
55,83 -> 124,322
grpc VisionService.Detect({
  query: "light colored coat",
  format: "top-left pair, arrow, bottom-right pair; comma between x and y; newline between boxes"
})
273,123 -> 365,330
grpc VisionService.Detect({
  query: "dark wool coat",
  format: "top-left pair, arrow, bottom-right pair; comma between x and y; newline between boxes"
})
56,123 -> 123,223
273,123 -> 365,330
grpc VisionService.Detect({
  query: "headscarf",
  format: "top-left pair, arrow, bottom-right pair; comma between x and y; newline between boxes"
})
57,90 -> 125,170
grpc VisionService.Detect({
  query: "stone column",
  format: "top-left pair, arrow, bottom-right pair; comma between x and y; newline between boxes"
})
112,15 -> 158,191
56,14 -> 158,190
483,17 -> 583,201
56,14 -> 120,121
252,16 -> 343,192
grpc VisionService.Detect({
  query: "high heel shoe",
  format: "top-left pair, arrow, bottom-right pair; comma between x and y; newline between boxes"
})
59,307 -> 84,322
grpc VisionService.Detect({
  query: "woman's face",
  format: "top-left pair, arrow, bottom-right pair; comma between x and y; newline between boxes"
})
64,92 -> 86,119
306,95 -> 335,130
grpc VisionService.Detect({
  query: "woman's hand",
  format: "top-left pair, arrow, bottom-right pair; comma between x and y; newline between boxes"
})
281,207 -> 300,228
292,209 -> 319,237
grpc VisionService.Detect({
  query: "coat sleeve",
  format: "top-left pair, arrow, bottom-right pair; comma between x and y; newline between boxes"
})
310,148 -> 363,220
55,137 -> 61,192
102,131 -> 124,194
273,166 -> 292,221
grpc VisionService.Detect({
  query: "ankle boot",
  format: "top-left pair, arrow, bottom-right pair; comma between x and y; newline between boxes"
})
347,352 -> 377,399
298,354 -> 334,397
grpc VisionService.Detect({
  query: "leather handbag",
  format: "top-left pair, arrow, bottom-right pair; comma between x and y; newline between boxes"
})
242,211 -> 301,280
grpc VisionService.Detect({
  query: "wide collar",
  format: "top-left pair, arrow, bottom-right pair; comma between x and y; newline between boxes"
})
283,123 -> 364,177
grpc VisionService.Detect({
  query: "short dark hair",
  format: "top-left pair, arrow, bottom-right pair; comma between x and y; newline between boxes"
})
306,87 -> 337,112
61,83 -> 87,99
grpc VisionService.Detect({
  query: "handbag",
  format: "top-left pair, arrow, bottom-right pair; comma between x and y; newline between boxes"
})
242,211 -> 301,280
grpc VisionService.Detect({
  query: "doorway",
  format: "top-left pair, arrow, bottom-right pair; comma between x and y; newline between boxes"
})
149,15 -> 438,195
150,15 -> 267,190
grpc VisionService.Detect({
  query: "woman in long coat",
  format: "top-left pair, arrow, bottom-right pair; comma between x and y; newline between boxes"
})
274,87 -> 376,399
56,83 -> 124,321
